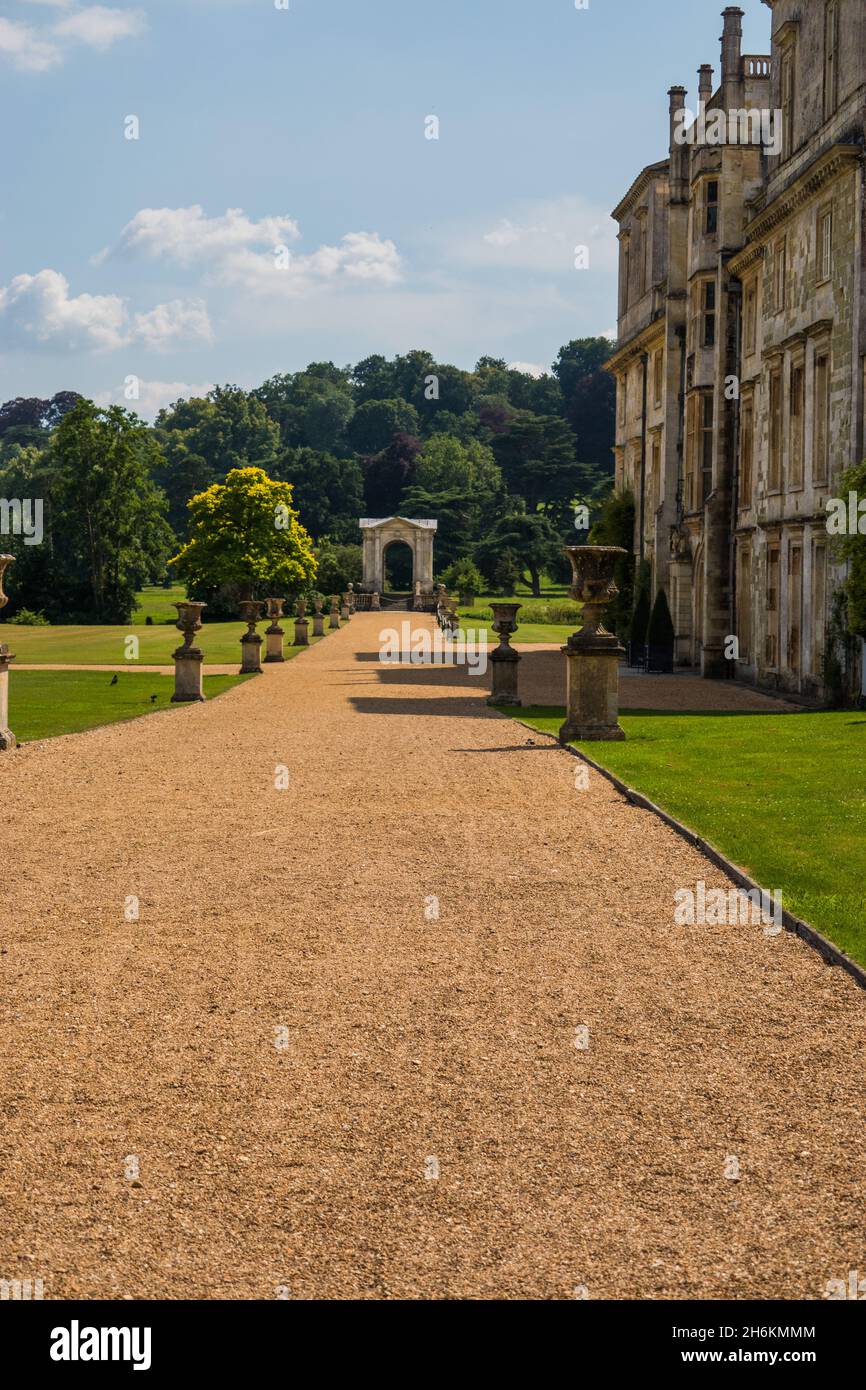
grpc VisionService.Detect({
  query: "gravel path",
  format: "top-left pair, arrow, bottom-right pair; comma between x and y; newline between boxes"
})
1,613 -> 863,1301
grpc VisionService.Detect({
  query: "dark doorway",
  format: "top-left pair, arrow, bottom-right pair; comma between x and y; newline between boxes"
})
384,540 -> 413,593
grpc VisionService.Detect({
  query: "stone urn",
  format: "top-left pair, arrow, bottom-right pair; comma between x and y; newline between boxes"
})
312,595 -> 325,637
172,601 -> 207,702
0,557 -> 15,749
239,599 -> 265,674
559,546 -> 627,743
294,596 -> 309,647
329,597 -> 340,630
264,597 -> 286,663
0,554 -> 14,613
173,600 -> 206,650
487,603 -> 522,707
563,546 -> 625,647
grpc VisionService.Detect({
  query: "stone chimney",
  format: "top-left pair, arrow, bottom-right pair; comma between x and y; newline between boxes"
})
668,87 -> 689,204
720,7 -> 744,105
698,65 -> 714,107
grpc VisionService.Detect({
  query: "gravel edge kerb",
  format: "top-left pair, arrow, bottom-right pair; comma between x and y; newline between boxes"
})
506,712 -> 866,995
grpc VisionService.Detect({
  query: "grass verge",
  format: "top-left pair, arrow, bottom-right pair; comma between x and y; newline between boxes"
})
507,704 -> 866,967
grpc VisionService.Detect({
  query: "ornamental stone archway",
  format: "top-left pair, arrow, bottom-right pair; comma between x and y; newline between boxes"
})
359,517 -> 437,595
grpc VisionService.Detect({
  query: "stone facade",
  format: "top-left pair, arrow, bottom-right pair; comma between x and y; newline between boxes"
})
607,2 -> 866,699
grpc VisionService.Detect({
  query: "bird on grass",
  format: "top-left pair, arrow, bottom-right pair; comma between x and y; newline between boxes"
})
110,674 -> 118,685
150,695 -> 158,704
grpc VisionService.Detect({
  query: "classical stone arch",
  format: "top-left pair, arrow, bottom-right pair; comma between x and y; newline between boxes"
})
359,517 -> 437,595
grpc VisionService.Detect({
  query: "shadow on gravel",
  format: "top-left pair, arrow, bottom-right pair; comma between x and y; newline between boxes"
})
348,696 -> 493,716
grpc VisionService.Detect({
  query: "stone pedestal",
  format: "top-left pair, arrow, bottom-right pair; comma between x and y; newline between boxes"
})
264,598 -> 286,663
341,595 -> 350,621
312,598 -> 325,637
0,643 -> 17,750
487,603 -> 522,707
239,600 -> 265,674
329,601 -> 340,630
347,583 -> 356,614
171,601 -> 207,703
372,591 -> 381,611
558,546 -> 626,743
172,649 -> 205,702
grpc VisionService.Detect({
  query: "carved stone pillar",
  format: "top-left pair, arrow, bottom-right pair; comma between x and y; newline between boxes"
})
239,600 -> 265,674
264,597 -> 286,663
293,598 -> 309,646
172,600 -> 207,702
559,547 -> 626,742
486,603 -> 522,706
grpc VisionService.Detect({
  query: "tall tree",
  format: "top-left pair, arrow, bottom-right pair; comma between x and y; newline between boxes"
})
172,467 -> 317,603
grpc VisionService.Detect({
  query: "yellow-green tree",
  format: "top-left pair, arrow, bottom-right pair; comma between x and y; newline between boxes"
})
172,466 -> 317,602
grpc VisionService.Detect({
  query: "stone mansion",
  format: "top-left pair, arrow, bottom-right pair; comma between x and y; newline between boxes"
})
606,1 -> 866,698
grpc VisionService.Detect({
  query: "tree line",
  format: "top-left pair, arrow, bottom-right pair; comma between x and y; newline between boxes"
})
0,339 -> 615,623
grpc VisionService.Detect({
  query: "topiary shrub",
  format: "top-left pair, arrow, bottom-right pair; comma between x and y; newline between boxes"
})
646,588 -> 675,673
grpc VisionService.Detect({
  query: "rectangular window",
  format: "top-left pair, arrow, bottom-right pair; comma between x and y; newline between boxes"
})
653,349 -> 663,407
737,547 -> 752,662
788,544 -> 803,676
766,547 -> 780,668
818,206 -> 832,283
813,351 -> 830,484
769,366 -> 783,490
705,180 -> 719,236
824,1 -> 839,120
649,433 -> 661,520
618,374 -> 626,426
812,543 -> 827,677
781,48 -> 795,158
789,361 -> 805,488
773,237 -> 787,313
703,281 -> 716,347
744,279 -> 757,355
685,394 -> 699,511
740,391 -> 754,507
622,240 -> 630,313
701,394 -> 714,501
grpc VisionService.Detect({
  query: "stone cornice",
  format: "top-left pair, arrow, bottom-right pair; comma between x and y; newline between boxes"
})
729,144 -> 863,275
604,317 -> 665,373
611,159 -> 669,223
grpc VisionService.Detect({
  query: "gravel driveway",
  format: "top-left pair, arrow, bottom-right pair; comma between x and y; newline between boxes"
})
1,614 -> 863,1299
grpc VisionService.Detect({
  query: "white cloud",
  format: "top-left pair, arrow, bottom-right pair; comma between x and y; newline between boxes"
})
0,268 -> 213,353
450,196 -> 618,275
95,379 -> 215,421
106,206 -> 403,294
0,17 -> 60,71
132,298 -> 213,352
1,4 -> 144,72
54,6 -> 147,51
507,361 -> 550,379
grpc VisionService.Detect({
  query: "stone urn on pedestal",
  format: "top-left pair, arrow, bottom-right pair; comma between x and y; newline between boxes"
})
340,593 -> 350,622
0,555 -> 17,750
559,546 -> 626,743
486,602 -> 522,707
264,598 -> 286,662
312,596 -> 325,637
347,583 -> 356,615
328,597 -> 340,630
371,591 -> 381,611
239,600 -> 265,674
172,600 -> 207,702
293,598 -> 309,647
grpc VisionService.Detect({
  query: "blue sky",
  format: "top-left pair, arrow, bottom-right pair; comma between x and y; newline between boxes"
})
0,0 -> 772,417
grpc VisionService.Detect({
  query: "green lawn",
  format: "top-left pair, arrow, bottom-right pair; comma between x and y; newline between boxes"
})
131,583 -> 188,624
507,705 -> 866,967
0,623 -> 328,666
7,670 -> 251,743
